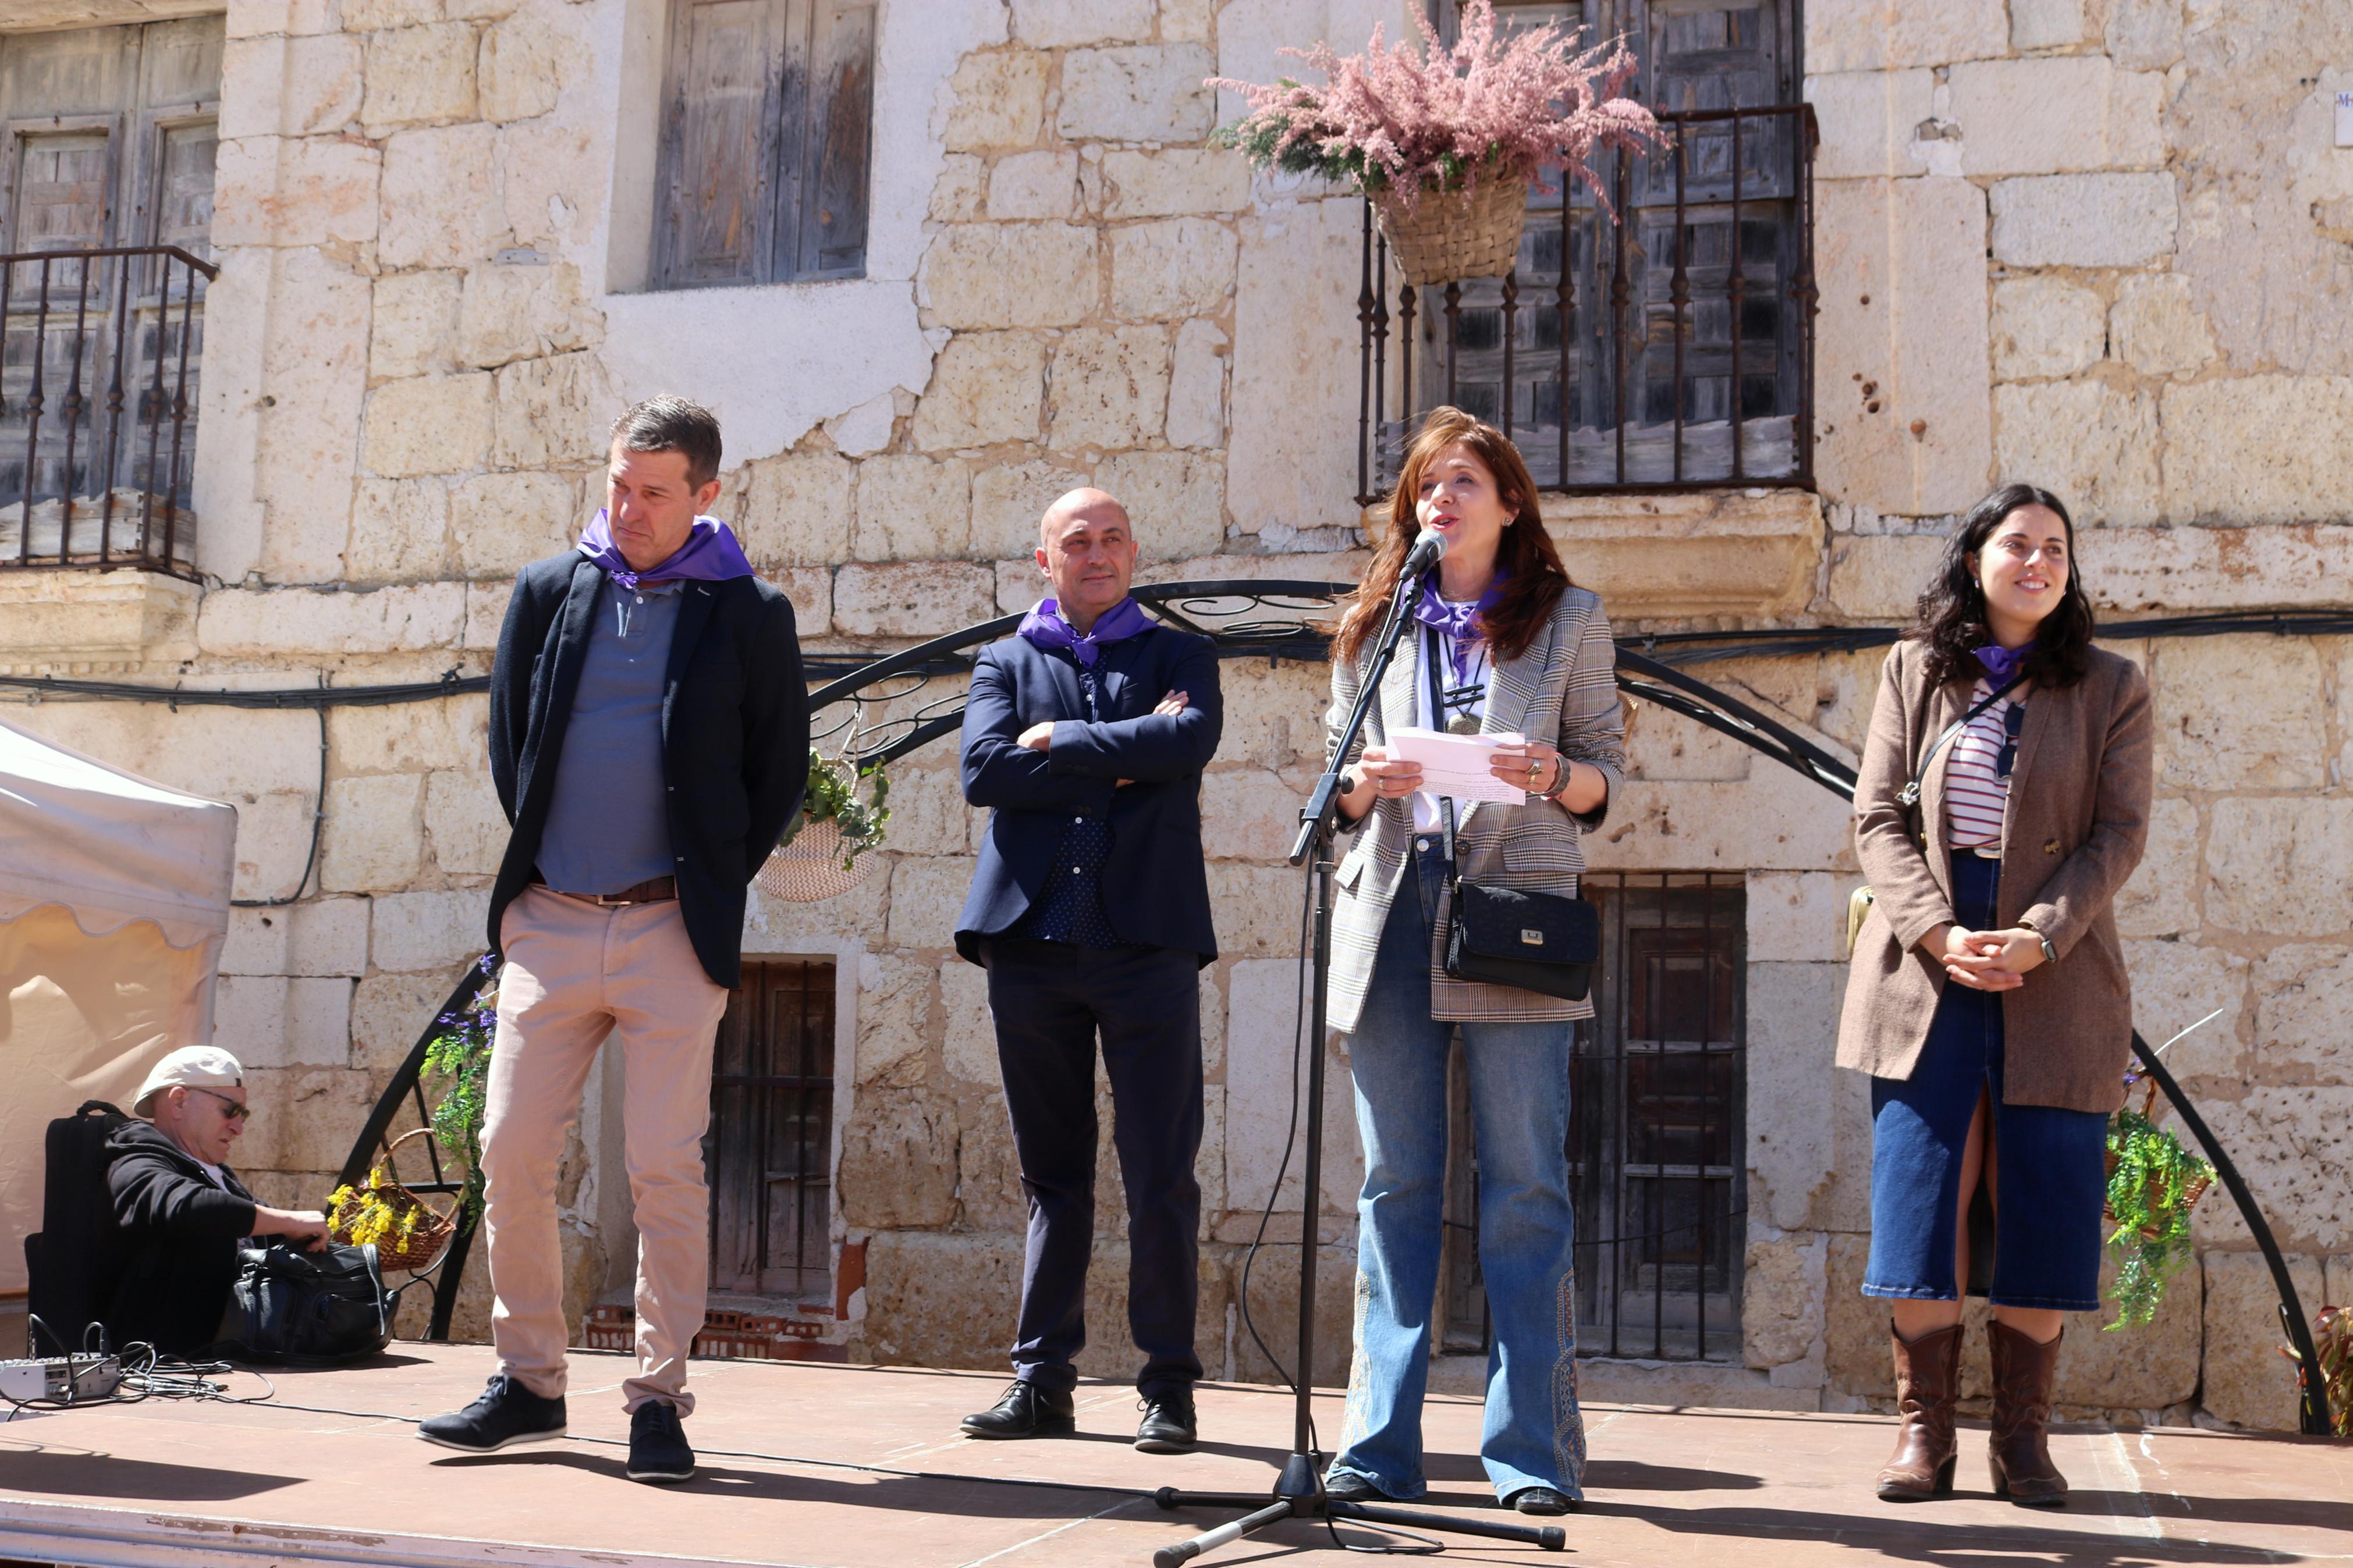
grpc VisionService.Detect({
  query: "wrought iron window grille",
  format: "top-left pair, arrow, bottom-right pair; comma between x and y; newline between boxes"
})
0,244 -> 211,577
1354,103 -> 1819,506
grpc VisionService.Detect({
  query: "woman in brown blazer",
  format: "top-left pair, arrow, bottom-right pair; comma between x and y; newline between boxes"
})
1838,483 -> 2152,1508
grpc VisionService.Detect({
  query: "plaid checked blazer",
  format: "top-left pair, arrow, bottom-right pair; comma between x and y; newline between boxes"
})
1323,581 -> 1627,1034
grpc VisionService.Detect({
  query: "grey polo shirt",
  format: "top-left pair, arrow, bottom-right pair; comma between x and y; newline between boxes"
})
535,578 -> 682,894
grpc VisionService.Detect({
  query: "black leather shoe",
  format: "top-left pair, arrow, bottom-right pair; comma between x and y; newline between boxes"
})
1134,1389 -> 1197,1452
627,1400 -> 695,1484
960,1380 -> 1076,1439
419,1375 -> 567,1453
1322,1470 -> 1392,1503
1509,1485 -> 1577,1515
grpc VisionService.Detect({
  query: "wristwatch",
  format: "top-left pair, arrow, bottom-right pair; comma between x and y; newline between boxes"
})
2020,919 -> 2058,968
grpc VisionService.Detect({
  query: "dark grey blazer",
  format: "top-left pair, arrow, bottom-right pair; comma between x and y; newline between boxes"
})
487,553 -> 808,989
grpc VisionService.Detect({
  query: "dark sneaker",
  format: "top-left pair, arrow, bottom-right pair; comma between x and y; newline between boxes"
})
1134,1388 -> 1198,1452
626,1400 -> 695,1484
960,1379 -> 1076,1439
1322,1469 -> 1393,1503
1509,1485 -> 1576,1515
418,1375 -> 567,1453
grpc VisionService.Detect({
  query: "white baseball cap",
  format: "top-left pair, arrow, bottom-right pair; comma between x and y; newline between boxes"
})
133,1046 -> 246,1116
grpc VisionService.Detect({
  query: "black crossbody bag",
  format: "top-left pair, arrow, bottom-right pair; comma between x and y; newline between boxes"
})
1424,628 -> 1602,1001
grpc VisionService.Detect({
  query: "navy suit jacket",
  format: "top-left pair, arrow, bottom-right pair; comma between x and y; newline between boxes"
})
956,621 -> 1222,966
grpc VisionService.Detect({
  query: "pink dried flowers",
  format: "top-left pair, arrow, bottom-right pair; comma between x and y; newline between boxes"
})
1208,0 -> 1665,216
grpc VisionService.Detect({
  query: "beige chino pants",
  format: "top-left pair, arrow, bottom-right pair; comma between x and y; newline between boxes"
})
481,886 -> 729,1414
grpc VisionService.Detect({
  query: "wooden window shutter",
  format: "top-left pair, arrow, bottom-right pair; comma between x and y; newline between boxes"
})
656,0 -> 785,289
654,0 -> 871,290
775,0 -> 874,282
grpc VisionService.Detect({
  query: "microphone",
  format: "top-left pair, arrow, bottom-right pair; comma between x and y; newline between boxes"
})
1397,527 -> 1447,591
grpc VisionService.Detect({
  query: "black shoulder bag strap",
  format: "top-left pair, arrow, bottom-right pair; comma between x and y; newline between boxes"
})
1896,670 -> 2028,816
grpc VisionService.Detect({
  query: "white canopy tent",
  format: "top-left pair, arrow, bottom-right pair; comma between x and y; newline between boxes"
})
0,714 -> 237,1295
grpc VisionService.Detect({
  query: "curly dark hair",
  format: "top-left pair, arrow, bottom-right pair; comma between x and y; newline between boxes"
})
1907,483 -> 2095,689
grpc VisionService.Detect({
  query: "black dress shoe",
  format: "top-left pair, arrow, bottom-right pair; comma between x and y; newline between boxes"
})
961,1380 -> 1076,1439
1134,1389 -> 1197,1452
1509,1485 -> 1577,1515
418,1375 -> 567,1453
626,1400 -> 695,1484
1322,1470 -> 1392,1503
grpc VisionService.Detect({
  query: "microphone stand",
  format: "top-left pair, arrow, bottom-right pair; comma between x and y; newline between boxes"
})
1150,562 -> 1565,1565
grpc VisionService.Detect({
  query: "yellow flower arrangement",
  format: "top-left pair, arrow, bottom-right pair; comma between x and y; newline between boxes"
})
328,1168 -> 423,1250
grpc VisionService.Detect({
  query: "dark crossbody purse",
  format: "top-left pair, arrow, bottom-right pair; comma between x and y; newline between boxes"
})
1424,628 -> 1602,1002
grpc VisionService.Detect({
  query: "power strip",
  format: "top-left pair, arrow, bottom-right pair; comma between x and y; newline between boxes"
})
0,1355 -> 123,1404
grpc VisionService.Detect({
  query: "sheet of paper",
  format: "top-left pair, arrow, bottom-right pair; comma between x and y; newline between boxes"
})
1388,726 -> 1530,805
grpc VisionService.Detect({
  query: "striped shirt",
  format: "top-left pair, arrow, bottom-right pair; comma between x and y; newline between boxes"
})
1944,677 -> 2021,849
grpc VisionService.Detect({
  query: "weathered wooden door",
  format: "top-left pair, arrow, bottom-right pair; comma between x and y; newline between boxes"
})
704,959 -> 837,1303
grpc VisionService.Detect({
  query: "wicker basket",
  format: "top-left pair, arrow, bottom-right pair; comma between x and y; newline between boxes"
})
1375,177 -> 1529,288
755,817 -> 875,904
332,1128 -> 457,1273
2103,1080 -> 2213,1241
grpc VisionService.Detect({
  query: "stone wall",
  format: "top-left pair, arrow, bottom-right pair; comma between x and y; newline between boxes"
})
7,0 -> 2349,1432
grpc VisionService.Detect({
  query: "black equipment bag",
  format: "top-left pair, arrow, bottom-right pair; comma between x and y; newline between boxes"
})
211,1242 -> 396,1366
24,1101 -> 130,1353
1445,880 -> 1602,1002
1421,630 -> 1601,1002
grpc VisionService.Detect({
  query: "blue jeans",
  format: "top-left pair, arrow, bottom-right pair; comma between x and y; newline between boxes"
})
1330,838 -> 1585,1502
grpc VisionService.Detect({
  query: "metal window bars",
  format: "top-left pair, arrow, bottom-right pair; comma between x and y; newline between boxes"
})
1355,103 -> 1819,505
0,244 -> 213,577
1439,872 -> 1745,1363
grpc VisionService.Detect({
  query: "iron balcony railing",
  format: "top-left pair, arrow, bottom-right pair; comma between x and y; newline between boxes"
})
1355,102 -> 1819,504
1,244 -> 214,577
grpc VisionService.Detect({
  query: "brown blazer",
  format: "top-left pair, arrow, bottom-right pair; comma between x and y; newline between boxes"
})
1836,639 -> 2153,1114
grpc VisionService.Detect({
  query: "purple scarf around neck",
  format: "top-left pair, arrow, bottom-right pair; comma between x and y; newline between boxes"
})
1018,596 -> 1154,668
577,509 -> 755,591
1412,574 -> 1507,682
1974,641 -> 2031,684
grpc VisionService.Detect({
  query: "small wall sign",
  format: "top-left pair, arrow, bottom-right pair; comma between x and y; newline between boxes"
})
2338,90 -> 2353,148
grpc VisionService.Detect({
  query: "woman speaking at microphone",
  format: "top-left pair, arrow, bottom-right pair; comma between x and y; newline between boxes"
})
1319,407 -> 1626,1515
1841,483 -> 2150,1507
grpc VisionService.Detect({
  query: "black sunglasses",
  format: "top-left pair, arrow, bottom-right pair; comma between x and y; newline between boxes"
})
188,1086 -> 252,1122
1995,702 -> 2027,781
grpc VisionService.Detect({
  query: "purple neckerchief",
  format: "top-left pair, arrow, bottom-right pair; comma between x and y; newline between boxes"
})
1412,574 -> 1507,682
1018,596 -> 1154,668
1974,641 -> 2030,684
577,510 -> 755,591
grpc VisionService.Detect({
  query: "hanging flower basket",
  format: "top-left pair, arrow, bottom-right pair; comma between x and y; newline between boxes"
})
327,1128 -> 458,1274
1208,0 -> 1662,289
2100,1078 -> 2215,1330
757,817 -> 873,904
754,748 -> 890,904
1375,176 -> 1529,290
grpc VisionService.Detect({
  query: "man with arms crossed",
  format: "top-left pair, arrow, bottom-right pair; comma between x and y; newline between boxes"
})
421,397 -> 808,1484
954,490 -> 1222,1451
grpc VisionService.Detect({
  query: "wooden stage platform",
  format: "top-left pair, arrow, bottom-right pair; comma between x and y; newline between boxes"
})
0,1343 -> 2345,1568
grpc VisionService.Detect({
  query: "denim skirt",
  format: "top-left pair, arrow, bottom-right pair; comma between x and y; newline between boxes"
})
1863,852 -> 2109,1312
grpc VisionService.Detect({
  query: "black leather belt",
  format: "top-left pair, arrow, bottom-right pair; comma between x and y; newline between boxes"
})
533,874 -> 677,906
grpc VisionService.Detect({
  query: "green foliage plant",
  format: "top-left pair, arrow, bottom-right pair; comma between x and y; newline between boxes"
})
422,954 -> 499,1217
798,748 -> 890,869
2103,1103 -> 2213,1330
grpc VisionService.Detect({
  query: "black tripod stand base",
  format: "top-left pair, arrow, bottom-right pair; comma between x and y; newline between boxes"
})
1150,1487 -> 1567,1565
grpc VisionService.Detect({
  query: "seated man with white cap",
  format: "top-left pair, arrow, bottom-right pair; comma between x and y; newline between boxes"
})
102,1046 -> 329,1354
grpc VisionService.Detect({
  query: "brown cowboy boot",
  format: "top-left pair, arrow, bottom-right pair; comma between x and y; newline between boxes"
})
1876,1321 -> 1964,1501
1986,1319 -> 2068,1506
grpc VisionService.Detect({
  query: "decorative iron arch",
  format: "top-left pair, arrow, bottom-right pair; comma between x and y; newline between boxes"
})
340,581 -> 2330,1434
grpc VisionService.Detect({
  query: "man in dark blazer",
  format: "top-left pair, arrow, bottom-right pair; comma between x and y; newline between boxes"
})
955,488 -> 1221,1453
420,397 -> 807,1485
